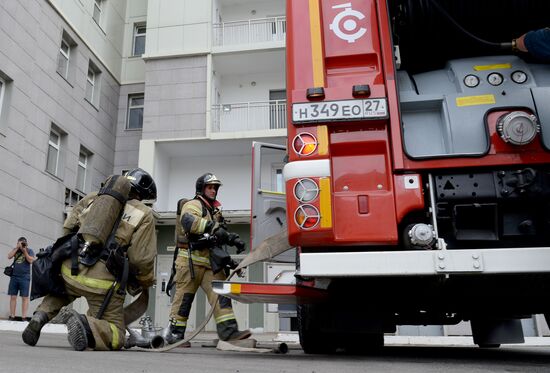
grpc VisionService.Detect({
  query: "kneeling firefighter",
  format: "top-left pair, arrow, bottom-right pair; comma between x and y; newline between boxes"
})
22,168 -> 158,351
163,173 -> 250,344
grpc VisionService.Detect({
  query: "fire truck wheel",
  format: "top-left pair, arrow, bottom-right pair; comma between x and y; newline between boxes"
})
343,333 -> 384,354
297,304 -> 336,354
477,344 -> 501,348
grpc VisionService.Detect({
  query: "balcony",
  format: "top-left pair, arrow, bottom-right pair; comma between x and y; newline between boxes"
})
213,17 -> 286,48
212,100 -> 286,133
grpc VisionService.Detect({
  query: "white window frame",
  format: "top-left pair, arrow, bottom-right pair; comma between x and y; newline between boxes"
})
59,38 -> 70,78
86,66 -> 96,103
126,94 -> 144,130
76,150 -> 88,192
0,77 -> 5,120
93,0 -> 103,25
133,24 -> 146,56
47,129 -> 61,176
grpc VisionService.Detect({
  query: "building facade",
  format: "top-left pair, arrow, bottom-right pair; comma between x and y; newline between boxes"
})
0,0 -> 287,332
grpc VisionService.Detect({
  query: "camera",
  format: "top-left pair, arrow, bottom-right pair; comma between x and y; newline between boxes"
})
21,242 -> 27,248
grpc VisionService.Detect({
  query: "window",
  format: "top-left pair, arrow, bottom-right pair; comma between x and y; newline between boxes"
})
93,0 -> 103,25
47,130 -> 61,176
76,148 -> 88,192
57,38 -> 70,79
57,31 -> 77,83
86,67 -> 95,103
133,24 -> 146,56
0,77 -> 4,120
85,61 -> 101,106
127,94 -> 144,130
272,165 -> 284,193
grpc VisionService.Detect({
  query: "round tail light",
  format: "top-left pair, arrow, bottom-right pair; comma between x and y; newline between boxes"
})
292,133 -> 318,156
294,204 -> 320,230
293,178 -> 319,203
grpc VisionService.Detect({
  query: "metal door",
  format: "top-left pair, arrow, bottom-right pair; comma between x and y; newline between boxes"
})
251,142 -> 288,257
153,255 -> 173,328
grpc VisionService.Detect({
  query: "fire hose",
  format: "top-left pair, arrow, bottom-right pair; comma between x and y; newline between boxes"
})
125,230 -> 290,353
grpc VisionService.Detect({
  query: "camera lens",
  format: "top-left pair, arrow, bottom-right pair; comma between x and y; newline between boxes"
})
21,242 -> 27,247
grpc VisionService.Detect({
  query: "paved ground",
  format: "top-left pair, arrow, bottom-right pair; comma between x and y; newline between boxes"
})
2,323 -> 550,373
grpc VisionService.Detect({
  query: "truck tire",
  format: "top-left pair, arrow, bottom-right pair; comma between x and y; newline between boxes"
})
297,304 -> 336,354
343,333 -> 384,354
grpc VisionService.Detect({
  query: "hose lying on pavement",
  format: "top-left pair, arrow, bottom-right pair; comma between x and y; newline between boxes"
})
127,230 -> 290,353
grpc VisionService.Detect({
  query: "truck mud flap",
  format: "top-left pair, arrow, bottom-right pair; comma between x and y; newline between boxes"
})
212,281 -> 328,304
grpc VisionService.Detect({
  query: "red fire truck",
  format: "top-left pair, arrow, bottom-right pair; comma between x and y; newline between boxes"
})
214,0 -> 550,353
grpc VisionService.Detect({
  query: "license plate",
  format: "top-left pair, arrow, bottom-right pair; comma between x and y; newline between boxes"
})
292,98 -> 388,124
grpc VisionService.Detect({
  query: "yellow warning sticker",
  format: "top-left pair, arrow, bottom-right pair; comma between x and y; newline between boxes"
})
473,63 -> 512,71
456,94 -> 496,107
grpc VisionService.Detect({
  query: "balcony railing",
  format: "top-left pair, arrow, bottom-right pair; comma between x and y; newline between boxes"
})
213,17 -> 286,47
212,100 -> 287,133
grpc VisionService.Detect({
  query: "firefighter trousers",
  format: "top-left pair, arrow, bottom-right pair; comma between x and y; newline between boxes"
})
36,278 -> 125,351
169,256 -> 237,332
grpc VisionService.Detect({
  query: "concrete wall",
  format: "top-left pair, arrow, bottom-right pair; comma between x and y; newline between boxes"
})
114,83 -> 145,174
220,71 -> 285,103
48,0 -> 128,81
219,0 -> 285,21
145,0 -> 211,57
143,56 -> 208,140
121,0 -> 147,83
0,0 -> 120,317
165,153 -> 252,212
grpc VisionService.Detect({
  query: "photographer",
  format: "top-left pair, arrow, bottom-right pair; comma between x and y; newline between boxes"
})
162,173 -> 250,344
7,237 -> 35,321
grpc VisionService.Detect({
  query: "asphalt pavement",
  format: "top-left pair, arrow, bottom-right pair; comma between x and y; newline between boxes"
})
1,321 -> 550,373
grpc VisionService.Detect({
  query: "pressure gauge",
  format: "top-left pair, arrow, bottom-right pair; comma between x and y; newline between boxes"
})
511,70 -> 528,84
496,111 -> 540,146
463,74 -> 480,88
487,72 -> 504,86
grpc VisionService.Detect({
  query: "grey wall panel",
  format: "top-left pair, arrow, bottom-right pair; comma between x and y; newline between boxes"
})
0,0 -> 120,295
114,82 -> 145,174
142,56 -> 207,140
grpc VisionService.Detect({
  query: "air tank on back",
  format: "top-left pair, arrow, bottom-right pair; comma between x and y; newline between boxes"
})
78,175 -> 131,252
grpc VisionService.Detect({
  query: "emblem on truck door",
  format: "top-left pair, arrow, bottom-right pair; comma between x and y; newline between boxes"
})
329,3 -> 367,43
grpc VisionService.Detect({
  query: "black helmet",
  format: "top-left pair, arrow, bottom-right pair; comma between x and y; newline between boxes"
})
195,173 -> 222,198
125,168 -> 157,201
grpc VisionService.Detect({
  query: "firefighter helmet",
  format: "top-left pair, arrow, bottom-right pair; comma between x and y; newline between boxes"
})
196,173 -> 222,199
125,168 -> 157,201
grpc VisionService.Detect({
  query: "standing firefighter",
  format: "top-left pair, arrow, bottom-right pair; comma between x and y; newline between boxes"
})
22,168 -> 158,351
163,173 -> 250,344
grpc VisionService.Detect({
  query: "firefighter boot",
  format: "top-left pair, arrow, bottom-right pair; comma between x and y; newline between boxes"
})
161,321 -> 191,347
217,319 -> 251,341
61,308 -> 95,351
22,311 -> 49,346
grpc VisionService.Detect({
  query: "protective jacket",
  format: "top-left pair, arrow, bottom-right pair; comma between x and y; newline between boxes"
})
177,197 -> 223,268
62,192 -> 157,294
33,192 -> 157,350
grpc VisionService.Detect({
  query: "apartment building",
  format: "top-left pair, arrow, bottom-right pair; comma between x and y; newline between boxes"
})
0,0 -> 288,332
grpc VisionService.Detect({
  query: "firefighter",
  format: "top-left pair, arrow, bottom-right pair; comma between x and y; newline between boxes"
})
22,168 -> 158,351
163,173 -> 251,344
